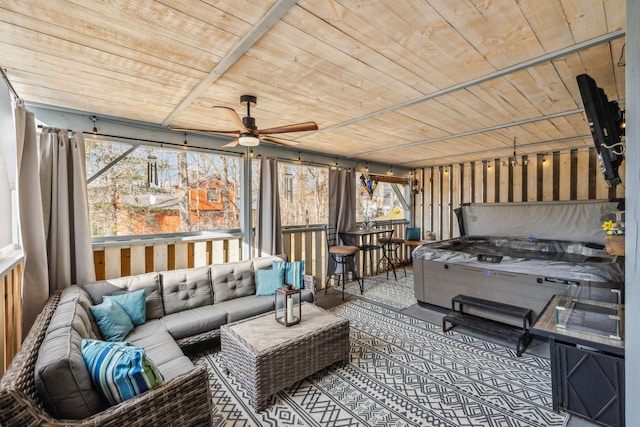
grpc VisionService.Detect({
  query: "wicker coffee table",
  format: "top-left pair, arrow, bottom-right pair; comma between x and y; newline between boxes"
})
220,302 -> 350,411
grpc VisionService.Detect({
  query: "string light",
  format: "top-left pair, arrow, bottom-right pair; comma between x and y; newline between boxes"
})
509,137 -> 528,166
90,115 -> 98,134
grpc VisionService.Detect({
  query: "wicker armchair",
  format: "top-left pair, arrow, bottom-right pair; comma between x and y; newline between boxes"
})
0,292 -> 213,427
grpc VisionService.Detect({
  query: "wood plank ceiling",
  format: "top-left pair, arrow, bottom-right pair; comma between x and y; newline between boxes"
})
0,0 -> 626,167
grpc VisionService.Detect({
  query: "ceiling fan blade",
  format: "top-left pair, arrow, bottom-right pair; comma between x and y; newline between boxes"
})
213,106 -> 248,133
168,125 -> 240,135
257,121 -> 318,135
261,135 -> 300,147
221,138 -> 240,148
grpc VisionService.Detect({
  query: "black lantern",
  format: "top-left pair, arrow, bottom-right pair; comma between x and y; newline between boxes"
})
275,284 -> 301,327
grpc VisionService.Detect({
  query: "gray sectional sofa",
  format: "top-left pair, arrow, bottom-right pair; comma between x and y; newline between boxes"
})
0,255 -> 315,426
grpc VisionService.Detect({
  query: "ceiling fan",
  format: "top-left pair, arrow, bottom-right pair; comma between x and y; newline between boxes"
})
169,95 -> 318,148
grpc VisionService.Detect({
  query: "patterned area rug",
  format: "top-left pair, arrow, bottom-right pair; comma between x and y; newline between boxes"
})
342,269 -> 417,309
193,300 -> 568,427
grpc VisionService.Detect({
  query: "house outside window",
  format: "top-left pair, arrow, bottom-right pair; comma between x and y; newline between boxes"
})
86,139 -> 241,237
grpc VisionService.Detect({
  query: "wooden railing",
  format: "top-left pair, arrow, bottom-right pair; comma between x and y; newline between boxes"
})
1,252 -> 23,376
283,221 -> 409,287
93,233 -> 244,280
92,221 -> 409,287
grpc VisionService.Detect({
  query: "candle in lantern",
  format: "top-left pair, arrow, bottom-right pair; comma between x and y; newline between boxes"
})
287,295 -> 294,322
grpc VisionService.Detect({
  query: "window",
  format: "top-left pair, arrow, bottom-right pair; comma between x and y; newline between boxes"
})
284,174 -> 294,203
278,163 -> 328,227
0,143 -> 12,249
0,89 -> 16,251
86,139 -> 241,237
356,174 -> 407,223
206,188 -> 220,202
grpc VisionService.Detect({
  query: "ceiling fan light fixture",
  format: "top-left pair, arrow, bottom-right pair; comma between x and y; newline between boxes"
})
239,133 -> 260,146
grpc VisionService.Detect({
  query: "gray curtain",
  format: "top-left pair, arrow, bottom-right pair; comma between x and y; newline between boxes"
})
39,127 -> 95,289
255,157 -> 283,256
15,105 -> 49,337
15,113 -> 96,336
327,169 -> 356,274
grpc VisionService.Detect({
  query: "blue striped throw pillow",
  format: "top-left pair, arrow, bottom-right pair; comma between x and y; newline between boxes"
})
272,260 -> 305,289
81,339 -> 164,405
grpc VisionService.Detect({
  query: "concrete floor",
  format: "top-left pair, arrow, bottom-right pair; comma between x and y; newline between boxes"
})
316,281 -> 601,427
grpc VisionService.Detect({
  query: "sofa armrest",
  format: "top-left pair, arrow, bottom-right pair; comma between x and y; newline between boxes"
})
76,366 -> 212,427
303,275 -> 317,303
9,366 -> 213,427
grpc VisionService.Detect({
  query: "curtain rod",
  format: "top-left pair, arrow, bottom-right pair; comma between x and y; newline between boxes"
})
36,125 -> 243,157
36,124 -> 382,171
276,155 -> 351,170
1,67 -> 23,105
88,131 -> 244,157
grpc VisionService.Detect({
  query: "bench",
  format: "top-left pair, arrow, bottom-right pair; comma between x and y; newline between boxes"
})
442,294 -> 532,356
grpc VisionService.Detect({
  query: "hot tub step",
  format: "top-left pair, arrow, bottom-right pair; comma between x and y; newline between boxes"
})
451,294 -> 532,330
443,312 -> 531,356
443,294 -> 533,357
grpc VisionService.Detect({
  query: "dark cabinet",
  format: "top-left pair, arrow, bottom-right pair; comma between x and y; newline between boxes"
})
551,339 -> 625,427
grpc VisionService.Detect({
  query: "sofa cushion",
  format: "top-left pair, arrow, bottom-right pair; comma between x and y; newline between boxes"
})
126,329 -> 185,367
160,267 -> 213,315
124,319 -> 168,342
81,339 -> 164,406
83,272 -> 164,320
251,254 -> 286,271
90,299 -> 134,342
160,305 -> 228,340
104,289 -> 146,326
255,267 -> 285,296
59,285 -> 102,342
154,356 -> 196,381
35,297 -> 107,419
215,295 -> 276,323
210,260 -> 255,303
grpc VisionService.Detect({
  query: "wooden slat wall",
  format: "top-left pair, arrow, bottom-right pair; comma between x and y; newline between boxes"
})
93,237 -> 243,280
1,260 -> 22,375
422,147 -> 625,241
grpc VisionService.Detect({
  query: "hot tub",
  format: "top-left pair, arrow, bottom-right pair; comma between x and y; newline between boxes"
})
413,201 -> 624,323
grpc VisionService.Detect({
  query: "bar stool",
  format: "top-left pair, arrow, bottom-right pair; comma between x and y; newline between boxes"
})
325,225 -> 361,300
376,221 -> 406,280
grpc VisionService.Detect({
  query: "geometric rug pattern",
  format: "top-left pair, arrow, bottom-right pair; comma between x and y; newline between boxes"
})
193,300 -> 568,426
342,269 -> 417,309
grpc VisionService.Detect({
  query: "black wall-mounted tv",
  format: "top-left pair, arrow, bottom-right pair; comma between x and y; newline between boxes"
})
576,73 -> 625,187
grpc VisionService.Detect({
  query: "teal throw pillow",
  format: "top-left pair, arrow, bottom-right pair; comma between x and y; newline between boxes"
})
89,299 -> 134,341
272,260 -> 305,289
104,289 -> 146,326
255,267 -> 285,296
81,339 -> 164,405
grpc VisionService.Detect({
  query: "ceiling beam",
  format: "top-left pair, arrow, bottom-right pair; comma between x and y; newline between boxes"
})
348,108 -> 585,158
161,0 -> 299,127
299,28 -> 626,142
397,135 -> 591,167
